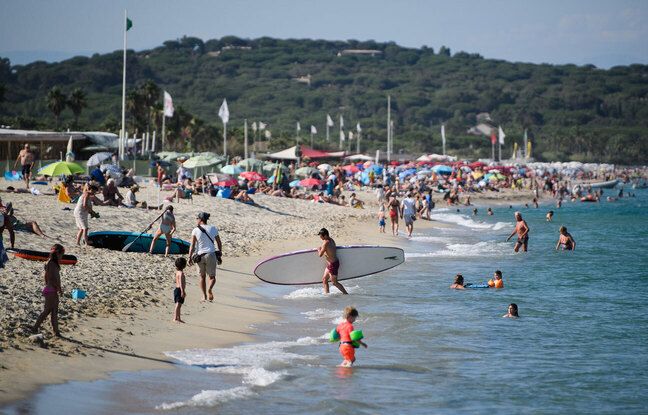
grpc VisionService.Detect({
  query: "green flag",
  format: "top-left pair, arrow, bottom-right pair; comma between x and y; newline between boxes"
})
126,18 -> 133,31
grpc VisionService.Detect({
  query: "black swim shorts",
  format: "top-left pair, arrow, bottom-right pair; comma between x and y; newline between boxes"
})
21,164 -> 32,177
174,287 -> 184,304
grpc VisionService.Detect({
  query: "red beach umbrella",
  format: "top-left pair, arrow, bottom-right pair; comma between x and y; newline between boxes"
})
342,165 -> 359,172
239,171 -> 267,181
298,178 -> 325,186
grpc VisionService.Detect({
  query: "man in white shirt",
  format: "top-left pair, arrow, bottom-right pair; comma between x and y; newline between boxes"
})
400,192 -> 417,237
188,212 -> 222,301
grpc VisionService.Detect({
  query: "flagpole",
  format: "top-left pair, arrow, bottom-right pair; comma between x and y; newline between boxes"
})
244,119 -> 248,160
223,122 -> 227,157
498,139 -> 501,162
524,129 -> 528,162
357,131 -> 360,153
162,114 -> 166,152
387,95 -> 391,163
120,9 -> 128,161
310,130 -> 313,148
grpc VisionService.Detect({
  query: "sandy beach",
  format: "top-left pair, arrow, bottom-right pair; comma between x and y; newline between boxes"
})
0,179 -> 539,406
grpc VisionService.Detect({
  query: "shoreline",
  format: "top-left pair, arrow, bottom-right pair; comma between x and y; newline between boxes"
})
0,182 -> 541,406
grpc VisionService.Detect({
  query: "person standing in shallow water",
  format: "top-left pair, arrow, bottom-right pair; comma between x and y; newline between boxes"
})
317,228 -> 348,294
556,226 -> 576,251
506,211 -> 529,252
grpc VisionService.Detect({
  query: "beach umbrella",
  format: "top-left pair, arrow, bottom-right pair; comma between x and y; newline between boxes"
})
183,155 -> 219,169
432,164 -> 453,174
266,175 -> 276,184
298,178 -> 324,186
342,165 -> 359,172
318,163 -> 332,171
239,171 -> 266,181
38,161 -> 85,176
156,151 -> 184,161
150,160 -> 171,167
100,164 -> 121,174
308,161 -> 320,167
363,161 -> 374,167
418,169 -> 433,176
472,171 -> 484,180
207,173 -> 234,184
295,166 -> 318,176
289,179 -> 301,187
221,165 -> 244,175
87,152 -> 112,166
238,158 -> 263,170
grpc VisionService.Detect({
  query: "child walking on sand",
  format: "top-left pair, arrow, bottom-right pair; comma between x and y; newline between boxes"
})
378,202 -> 386,233
336,306 -> 367,367
173,257 -> 187,323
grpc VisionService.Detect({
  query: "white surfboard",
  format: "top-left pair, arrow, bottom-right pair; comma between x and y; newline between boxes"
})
253,245 -> 405,285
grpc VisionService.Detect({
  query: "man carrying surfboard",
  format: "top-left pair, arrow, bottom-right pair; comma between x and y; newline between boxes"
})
317,228 -> 348,295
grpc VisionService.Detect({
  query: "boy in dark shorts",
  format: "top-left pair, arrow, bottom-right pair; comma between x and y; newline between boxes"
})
173,257 -> 187,323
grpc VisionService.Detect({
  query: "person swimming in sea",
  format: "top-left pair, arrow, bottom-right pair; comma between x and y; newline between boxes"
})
556,226 -> 576,251
503,303 -> 519,318
449,274 -> 466,290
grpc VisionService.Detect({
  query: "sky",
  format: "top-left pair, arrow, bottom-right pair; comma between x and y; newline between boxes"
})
1,0 -> 647,69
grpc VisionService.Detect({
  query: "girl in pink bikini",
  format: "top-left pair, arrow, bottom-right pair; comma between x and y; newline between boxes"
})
32,244 -> 65,336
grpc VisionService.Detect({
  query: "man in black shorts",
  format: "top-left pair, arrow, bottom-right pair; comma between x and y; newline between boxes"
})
14,143 -> 35,189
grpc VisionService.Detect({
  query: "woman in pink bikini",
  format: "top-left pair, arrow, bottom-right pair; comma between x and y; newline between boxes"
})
32,244 -> 65,336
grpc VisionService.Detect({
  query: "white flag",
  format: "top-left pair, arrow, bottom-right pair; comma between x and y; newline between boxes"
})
327,114 -> 334,127
311,125 -> 317,134
339,115 -> 344,129
265,130 -> 271,139
252,122 -> 257,132
349,131 -> 354,140
297,122 -> 301,131
218,99 -> 229,123
356,122 -> 361,133
163,91 -> 174,117
259,122 -> 266,130
441,124 -> 446,147
499,126 -> 506,145
340,130 -> 345,142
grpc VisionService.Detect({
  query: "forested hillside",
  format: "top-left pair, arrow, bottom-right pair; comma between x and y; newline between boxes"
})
1,36 -> 647,163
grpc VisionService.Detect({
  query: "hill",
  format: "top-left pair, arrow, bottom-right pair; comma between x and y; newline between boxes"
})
1,36 -> 647,163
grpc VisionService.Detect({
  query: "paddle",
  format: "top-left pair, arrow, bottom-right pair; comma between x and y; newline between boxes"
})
122,206 -> 170,252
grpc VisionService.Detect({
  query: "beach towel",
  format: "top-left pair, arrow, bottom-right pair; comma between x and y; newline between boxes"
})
57,185 -> 71,203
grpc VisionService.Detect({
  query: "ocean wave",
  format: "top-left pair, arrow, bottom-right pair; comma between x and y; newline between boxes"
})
283,285 -> 359,299
405,252 -> 436,258
162,337 -> 322,408
157,386 -> 253,410
302,308 -> 344,324
431,241 -> 511,257
430,212 -> 508,231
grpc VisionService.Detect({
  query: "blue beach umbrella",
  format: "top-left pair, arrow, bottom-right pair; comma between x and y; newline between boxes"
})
289,179 -> 301,187
432,164 -> 453,174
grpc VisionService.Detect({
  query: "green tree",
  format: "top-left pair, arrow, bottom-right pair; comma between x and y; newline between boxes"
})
67,88 -> 87,128
46,86 -> 67,129
139,79 -> 161,140
126,89 -> 145,134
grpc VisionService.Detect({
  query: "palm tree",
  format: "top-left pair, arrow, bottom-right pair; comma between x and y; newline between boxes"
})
139,80 -> 160,141
126,89 -> 144,134
67,88 -> 87,128
46,86 -> 67,129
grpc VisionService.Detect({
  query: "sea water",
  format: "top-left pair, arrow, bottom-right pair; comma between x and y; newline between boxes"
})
6,190 -> 648,414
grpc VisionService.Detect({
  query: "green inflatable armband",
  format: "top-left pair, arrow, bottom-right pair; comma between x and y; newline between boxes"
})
349,330 -> 363,341
330,328 -> 340,342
